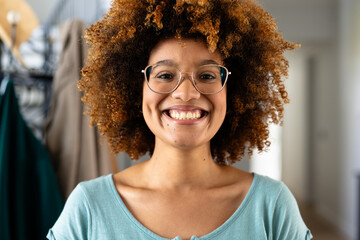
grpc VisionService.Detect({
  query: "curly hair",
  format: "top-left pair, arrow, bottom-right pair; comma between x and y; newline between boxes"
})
79,0 -> 296,165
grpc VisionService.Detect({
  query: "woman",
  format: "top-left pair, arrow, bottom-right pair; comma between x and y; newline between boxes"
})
48,0 -> 312,239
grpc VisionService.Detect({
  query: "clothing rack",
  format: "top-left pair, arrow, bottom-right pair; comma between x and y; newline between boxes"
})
0,70 -> 52,140
1,0 -> 108,139
41,0 -> 105,73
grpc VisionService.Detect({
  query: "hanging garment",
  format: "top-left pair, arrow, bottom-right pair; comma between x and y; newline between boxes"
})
44,20 -> 113,199
0,77 -> 63,240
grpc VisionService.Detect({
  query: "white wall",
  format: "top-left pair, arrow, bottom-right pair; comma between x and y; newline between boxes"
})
311,43 -> 343,230
338,0 -> 360,238
259,0 -> 337,44
282,41 -> 343,233
281,49 -> 309,202
260,0 -> 356,238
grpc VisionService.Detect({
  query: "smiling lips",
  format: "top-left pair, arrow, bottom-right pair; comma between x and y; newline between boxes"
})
163,108 -> 208,121
169,109 -> 202,120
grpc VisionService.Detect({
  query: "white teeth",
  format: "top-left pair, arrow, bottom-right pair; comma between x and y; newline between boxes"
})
180,112 -> 186,119
186,112 -> 192,119
168,110 -> 203,120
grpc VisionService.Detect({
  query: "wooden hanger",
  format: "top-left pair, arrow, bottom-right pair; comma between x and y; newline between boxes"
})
0,0 -> 39,67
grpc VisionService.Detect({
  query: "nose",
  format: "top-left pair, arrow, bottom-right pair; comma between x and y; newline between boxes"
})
171,75 -> 201,101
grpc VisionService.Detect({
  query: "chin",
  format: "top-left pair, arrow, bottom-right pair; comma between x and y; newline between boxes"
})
168,135 -> 209,150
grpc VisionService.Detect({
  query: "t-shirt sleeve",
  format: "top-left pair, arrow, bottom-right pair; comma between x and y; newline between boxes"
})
47,184 -> 92,240
272,183 -> 313,240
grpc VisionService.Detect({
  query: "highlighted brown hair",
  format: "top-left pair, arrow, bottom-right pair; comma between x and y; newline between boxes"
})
79,0 -> 295,164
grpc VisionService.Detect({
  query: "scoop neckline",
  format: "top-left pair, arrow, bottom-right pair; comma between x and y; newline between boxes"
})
107,172 -> 258,240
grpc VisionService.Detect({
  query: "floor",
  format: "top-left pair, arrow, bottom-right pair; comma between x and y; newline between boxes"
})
299,204 -> 349,240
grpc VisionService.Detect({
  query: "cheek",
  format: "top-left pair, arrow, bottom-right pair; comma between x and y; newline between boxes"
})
215,91 -> 227,115
142,84 -> 165,120
142,83 -> 154,111
142,84 -> 153,124
213,92 -> 227,129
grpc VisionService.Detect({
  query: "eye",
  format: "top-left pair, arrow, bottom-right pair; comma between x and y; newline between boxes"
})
197,72 -> 217,83
199,73 -> 216,80
157,73 -> 174,79
154,72 -> 176,82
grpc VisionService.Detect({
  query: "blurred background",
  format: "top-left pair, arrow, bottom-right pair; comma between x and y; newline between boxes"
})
0,0 -> 359,239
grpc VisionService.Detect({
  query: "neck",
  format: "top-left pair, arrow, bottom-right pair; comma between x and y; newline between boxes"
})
142,139 -> 223,191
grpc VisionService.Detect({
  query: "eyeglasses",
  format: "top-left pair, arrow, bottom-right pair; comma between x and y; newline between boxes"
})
141,64 -> 231,94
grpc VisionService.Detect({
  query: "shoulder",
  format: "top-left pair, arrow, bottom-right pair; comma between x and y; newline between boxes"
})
71,174 -> 118,213
64,174 -> 115,206
250,173 -> 301,214
47,175 -> 114,239
249,173 -> 290,202
217,170 -> 286,207
253,173 -> 285,191
78,174 -> 113,195
249,173 -> 313,240
252,174 -> 304,213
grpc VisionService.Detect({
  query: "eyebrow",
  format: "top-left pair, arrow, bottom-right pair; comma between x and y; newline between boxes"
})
199,59 -> 221,65
153,59 -> 221,67
153,60 -> 176,66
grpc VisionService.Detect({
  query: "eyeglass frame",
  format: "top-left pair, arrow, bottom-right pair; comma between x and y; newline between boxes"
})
141,64 -> 231,95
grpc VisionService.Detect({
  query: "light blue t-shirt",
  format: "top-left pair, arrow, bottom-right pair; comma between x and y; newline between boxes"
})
47,173 -> 312,240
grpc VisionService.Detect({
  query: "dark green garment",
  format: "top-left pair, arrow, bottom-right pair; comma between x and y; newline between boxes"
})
0,78 -> 63,240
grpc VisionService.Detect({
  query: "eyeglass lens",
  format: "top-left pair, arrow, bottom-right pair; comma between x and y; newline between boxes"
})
145,65 -> 227,94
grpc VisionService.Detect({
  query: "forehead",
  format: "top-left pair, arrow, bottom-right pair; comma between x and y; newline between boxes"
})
147,38 -> 223,66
